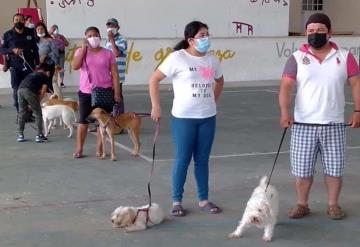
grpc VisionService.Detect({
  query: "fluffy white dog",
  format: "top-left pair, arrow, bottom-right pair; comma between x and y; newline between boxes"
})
111,203 -> 165,232
228,176 -> 279,242
42,105 -> 76,138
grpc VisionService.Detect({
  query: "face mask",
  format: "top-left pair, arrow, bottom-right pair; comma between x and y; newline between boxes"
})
308,33 -> 328,49
14,22 -> 25,30
194,37 -> 211,53
107,27 -> 118,35
87,36 -> 101,48
53,29 -> 59,35
26,23 -> 35,29
37,32 -> 45,38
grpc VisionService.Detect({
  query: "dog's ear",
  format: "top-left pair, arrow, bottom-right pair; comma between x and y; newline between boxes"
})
124,207 -> 136,223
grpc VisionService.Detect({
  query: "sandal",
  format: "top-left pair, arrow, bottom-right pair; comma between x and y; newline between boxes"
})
327,205 -> 346,220
73,152 -> 84,159
288,204 -> 310,219
199,202 -> 221,214
170,204 -> 186,217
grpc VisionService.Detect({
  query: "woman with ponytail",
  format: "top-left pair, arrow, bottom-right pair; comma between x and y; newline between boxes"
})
149,21 -> 224,217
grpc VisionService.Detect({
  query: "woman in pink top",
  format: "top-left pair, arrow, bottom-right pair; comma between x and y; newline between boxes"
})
72,26 -> 120,159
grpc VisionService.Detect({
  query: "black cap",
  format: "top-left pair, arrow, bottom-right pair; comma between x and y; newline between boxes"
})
305,13 -> 331,30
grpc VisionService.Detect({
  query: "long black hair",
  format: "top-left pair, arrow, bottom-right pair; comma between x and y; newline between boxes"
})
35,22 -> 52,42
173,21 -> 208,51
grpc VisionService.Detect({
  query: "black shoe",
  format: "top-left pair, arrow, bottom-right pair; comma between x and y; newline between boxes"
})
35,134 -> 48,143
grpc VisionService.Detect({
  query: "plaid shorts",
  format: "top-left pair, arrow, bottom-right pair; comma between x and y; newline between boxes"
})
290,123 -> 346,178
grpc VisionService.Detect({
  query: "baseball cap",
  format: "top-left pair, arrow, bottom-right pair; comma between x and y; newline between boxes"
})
106,18 -> 119,26
305,13 -> 331,30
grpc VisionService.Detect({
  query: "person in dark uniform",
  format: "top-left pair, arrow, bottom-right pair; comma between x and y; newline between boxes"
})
0,13 -> 39,116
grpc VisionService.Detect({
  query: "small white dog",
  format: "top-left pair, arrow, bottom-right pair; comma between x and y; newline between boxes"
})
111,203 -> 165,232
228,176 -> 279,242
42,105 -> 76,138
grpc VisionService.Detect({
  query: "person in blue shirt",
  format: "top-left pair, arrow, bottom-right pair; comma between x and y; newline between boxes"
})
104,18 -> 127,117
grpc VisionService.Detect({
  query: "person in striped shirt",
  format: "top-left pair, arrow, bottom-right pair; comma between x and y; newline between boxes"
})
104,18 -> 127,117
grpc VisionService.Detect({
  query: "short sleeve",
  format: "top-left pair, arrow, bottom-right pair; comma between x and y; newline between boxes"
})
282,55 -> 297,80
158,52 -> 176,77
346,52 -> 360,78
115,38 -> 127,52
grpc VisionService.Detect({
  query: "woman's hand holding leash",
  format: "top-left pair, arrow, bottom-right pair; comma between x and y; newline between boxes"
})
151,106 -> 161,122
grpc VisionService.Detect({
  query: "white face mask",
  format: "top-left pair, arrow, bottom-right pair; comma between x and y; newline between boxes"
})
107,27 -> 118,35
53,29 -> 59,35
26,23 -> 35,29
87,36 -> 101,48
37,32 -> 45,38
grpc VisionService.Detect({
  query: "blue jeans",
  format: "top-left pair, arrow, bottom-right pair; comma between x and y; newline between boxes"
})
171,115 -> 216,203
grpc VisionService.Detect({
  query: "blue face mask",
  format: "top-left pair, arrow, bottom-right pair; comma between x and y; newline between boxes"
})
195,37 -> 210,53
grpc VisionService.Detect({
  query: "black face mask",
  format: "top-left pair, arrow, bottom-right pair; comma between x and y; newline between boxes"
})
308,33 -> 328,49
14,22 -> 25,30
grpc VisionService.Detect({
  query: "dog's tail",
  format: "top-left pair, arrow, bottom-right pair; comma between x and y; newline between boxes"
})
259,176 -> 269,187
135,112 -> 151,118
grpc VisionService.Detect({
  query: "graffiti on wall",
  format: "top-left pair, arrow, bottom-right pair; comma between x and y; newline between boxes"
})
232,21 -> 254,36
250,0 -> 288,7
50,0 -> 95,9
64,41 -> 236,74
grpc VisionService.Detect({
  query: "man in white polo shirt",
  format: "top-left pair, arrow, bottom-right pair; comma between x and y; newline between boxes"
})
279,13 -> 360,220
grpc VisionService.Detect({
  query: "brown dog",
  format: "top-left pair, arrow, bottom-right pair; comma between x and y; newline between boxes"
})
89,108 -> 142,161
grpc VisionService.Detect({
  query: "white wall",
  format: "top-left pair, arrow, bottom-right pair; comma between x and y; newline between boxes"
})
1,36 -> 360,88
46,0 -> 289,38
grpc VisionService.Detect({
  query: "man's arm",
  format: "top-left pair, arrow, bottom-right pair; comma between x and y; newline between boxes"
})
107,32 -> 120,57
279,77 -> 296,127
39,84 -> 48,101
0,33 -> 15,54
348,75 -> 360,128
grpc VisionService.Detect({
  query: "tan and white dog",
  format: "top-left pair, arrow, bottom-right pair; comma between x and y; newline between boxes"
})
111,203 -> 165,232
88,108 -> 143,161
42,105 -> 76,138
228,176 -> 279,242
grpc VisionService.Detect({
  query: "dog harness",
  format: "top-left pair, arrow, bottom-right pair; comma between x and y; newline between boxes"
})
132,207 -> 153,227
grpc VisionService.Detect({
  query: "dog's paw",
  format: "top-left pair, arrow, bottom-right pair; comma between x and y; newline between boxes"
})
228,232 -> 241,239
263,236 -> 272,242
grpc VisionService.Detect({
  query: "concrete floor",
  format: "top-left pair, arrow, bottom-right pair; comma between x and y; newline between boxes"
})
0,85 -> 359,247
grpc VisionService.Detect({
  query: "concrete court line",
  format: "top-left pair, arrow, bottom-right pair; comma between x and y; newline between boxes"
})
154,145 -> 360,162
90,132 -> 153,162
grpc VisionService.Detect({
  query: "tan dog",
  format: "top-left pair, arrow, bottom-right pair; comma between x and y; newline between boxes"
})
45,95 -> 78,112
89,108 -> 142,161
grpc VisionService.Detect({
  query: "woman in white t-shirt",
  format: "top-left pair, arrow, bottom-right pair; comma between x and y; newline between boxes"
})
149,21 -> 224,217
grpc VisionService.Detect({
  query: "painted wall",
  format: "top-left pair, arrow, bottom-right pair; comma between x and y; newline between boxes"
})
289,0 -> 360,34
1,36 -> 360,88
46,0 -> 290,38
